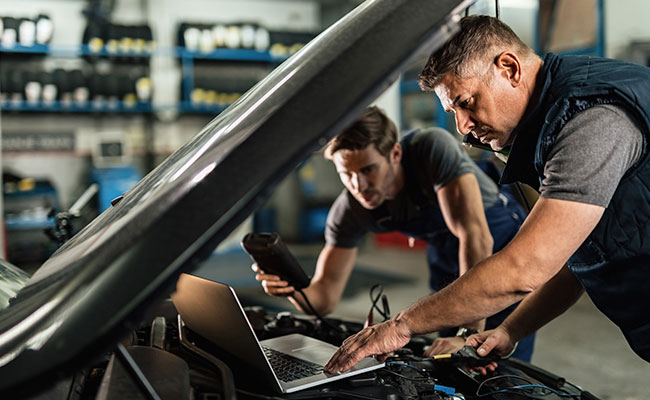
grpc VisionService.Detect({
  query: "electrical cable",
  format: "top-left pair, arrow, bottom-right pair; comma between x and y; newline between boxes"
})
386,361 -> 426,375
369,284 -> 390,321
294,289 -> 342,333
478,384 -> 580,398
495,0 -> 500,19
381,367 -> 429,382
476,374 -> 579,398
476,374 -> 534,395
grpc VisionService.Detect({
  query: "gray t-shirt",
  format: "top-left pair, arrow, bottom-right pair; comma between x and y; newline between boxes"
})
541,104 -> 644,207
325,128 -> 500,248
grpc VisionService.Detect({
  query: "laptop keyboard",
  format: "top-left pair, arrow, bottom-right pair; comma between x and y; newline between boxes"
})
262,346 -> 324,382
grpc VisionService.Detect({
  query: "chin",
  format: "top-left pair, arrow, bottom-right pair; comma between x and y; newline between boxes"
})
488,139 -> 507,151
361,201 -> 381,210
358,197 -> 381,210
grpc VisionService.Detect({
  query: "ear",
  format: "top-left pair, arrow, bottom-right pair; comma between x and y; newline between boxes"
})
390,142 -> 402,164
494,52 -> 522,87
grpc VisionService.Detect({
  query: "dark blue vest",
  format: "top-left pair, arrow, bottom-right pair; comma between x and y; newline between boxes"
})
501,53 -> 650,362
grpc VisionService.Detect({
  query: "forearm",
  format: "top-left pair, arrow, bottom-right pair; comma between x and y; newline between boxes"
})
289,245 -> 358,316
457,232 -> 493,331
287,281 -> 335,315
500,264 -> 584,341
457,228 -> 493,275
397,251 -> 527,335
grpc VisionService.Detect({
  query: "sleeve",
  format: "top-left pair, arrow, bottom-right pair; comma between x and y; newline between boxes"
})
540,104 -> 644,207
324,190 -> 369,248
415,128 -> 477,192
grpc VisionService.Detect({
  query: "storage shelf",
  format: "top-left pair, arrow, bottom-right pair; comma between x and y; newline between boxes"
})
178,101 -> 230,114
0,43 -> 154,58
1,44 -> 286,116
5,217 -> 55,231
177,47 -> 284,62
0,43 -> 283,61
1,100 -> 154,113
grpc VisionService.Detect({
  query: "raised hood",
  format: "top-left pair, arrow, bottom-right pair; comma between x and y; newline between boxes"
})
0,0 -> 473,393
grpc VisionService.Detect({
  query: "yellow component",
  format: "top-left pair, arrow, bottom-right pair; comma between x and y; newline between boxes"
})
18,178 -> 36,192
120,37 -> 134,53
216,92 -> 229,106
191,88 -> 206,105
432,353 -> 452,360
205,90 -> 218,105
88,37 -> 104,53
289,43 -> 304,54
123,93 -> 137,108
226,93 -> 241,104
269,43 -> 288,58
106,39 -> 119,54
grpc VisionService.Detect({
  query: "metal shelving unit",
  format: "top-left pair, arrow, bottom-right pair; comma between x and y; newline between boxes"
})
0,44 -> 288,114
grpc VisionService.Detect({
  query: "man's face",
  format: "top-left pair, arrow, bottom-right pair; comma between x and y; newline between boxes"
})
434,63 -> 527,150
332,144 -> 401,209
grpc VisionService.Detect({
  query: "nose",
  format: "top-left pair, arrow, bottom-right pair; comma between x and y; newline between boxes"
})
454,110 -> 475,136
349,173 -> 367,194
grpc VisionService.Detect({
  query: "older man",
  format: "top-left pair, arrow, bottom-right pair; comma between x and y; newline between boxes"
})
326,15 -> 650,373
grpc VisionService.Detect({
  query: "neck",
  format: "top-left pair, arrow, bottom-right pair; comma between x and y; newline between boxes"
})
389,161 -> 405,199
522,57 -> 545,118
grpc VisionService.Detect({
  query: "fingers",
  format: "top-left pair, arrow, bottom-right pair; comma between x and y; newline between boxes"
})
325,329 -> 372,373
470,361 -> 498,375
424,336 -> 466,357
252,263 -> 294,296
475,333 -> 501,357
326,319 -> 412,373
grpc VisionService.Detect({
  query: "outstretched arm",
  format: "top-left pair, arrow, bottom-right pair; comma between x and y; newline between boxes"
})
326,197 -> 604,373
255,245 -> 357,315
467,264 -> 584,359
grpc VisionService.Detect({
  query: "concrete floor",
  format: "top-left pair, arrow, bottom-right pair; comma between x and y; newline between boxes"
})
287,243 -> 650,400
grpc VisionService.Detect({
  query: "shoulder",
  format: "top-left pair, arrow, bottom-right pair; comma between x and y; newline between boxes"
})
559,104 -> 641,143
402,128 -> 463,159
328,190 -> 366,222
404,127 -> 458,147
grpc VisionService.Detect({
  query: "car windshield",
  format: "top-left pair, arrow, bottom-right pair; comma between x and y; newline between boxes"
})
0,0 -> 473,390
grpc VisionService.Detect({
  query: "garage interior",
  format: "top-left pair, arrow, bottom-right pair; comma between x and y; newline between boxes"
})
1,0 -> 650,398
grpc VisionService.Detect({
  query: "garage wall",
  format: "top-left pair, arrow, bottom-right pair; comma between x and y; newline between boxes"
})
605,0 -> 650,59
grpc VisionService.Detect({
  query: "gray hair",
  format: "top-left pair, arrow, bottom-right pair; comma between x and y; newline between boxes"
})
419,15 -> 534,90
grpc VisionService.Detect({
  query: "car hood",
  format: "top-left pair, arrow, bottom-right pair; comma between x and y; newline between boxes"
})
0,0 -> 473,393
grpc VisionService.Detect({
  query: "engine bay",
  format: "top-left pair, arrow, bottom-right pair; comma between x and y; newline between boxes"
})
72,298 -> 600,400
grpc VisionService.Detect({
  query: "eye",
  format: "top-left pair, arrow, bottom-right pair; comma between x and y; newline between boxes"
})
360,164 -> 376,175
460,98 -> 471,108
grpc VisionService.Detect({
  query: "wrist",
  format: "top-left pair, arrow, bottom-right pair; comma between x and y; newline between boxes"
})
393,311 -> 414,338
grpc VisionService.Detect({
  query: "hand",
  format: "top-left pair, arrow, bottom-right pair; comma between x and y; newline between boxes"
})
464,326 -> 516,375
252,263 -> 295,297
325,315 -> 411,373
424,335 -> 466,357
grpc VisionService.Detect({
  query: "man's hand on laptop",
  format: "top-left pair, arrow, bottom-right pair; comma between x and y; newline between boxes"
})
252,263 -> 295,297
325,313 -> 412,373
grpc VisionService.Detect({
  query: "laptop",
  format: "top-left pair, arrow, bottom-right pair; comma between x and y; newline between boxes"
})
171,273 -> 385,394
